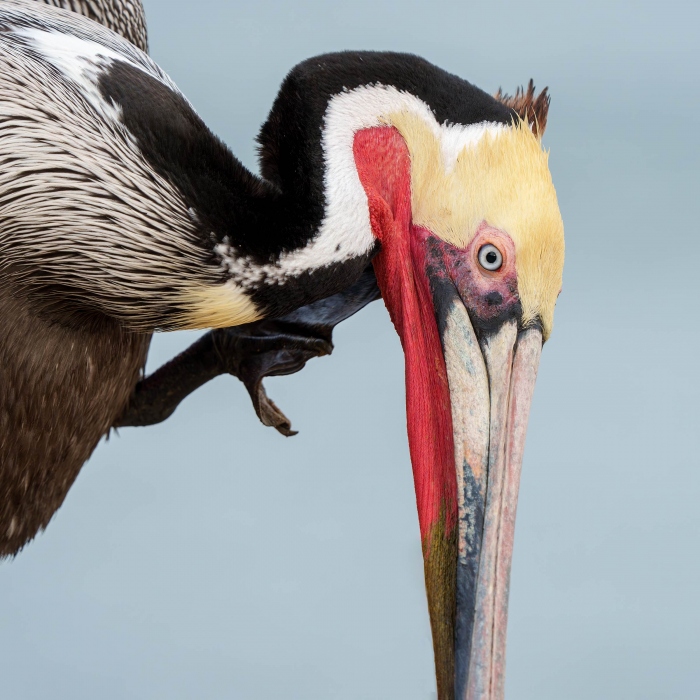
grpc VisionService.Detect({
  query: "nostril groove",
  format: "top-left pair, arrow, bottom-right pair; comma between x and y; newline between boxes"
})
485,291 -> 503,306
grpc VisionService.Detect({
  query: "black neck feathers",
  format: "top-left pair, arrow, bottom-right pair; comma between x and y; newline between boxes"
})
98,60 -> 290,264
256,51 -> 516,243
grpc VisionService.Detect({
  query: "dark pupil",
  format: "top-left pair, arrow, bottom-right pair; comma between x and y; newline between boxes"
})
486,251 -> 498,264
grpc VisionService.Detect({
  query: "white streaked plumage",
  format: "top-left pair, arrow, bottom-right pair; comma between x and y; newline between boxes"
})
14,27 -> 143,122
39,0 -> 148,52
0,1 -> 218,329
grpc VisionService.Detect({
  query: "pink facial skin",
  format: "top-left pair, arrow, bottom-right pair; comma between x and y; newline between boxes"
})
414,222 -> 520,329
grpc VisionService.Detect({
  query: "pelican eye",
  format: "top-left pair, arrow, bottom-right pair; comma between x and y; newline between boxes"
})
478,244 -> 503,271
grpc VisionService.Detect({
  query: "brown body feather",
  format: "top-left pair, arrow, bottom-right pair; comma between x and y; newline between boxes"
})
0,289 -> 149,555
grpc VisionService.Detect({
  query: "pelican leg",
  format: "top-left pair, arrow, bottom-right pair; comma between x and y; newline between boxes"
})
115,267 -> 380,435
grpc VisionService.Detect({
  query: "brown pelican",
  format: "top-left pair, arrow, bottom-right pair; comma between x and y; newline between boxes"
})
0,1 -> 564,697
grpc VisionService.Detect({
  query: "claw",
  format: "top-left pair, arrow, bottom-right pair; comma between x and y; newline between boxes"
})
212,323 -> 334,435
213,267 -> 381,434
248,378 -> 297,437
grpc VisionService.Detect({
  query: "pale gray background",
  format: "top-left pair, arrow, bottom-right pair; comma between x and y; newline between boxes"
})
1,0 -> 698,698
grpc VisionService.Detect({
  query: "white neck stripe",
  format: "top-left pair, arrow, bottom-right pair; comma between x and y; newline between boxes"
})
219,84 -> 505,288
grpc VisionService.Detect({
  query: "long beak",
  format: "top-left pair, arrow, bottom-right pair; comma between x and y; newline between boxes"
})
437,279 -> 542,699
373,239 -> 542,700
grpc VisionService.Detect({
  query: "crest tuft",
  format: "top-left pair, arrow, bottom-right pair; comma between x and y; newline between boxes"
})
495,80 -> 550,138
